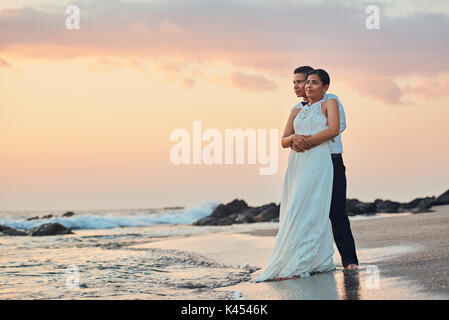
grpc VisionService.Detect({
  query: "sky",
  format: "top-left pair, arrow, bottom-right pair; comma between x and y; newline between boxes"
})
1,0 -> 448,211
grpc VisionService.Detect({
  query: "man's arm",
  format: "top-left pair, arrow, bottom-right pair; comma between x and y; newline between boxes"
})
325,94 -> 346,133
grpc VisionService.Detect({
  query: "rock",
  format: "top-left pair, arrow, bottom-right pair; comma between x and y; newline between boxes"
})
27,216 -> 40,221
432,189 -> 449,206
256,205 -> 280,221
29,223 -> 74,236
0,224 -> 29,236
192,215 -> 221,226
410,206 -> 433,214
41,214 -> 54,219
0,224 -> 12,232
233,213 -> 257,224
192,188 -> 449,224
62,211 -> 75,217
193,199 -> 280,226
346,199 -> 377,216
374,199 -> 401,213
212,199 -> 249,219
399,197 -> 434,213
193,199 -> 249,225
1,228 -> 29,236
216,217 -> 235,225
163,206 -> 185,210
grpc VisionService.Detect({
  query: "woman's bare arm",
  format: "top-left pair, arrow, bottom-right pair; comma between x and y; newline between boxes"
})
304,99 -> 340,146
281,108 -> 300,148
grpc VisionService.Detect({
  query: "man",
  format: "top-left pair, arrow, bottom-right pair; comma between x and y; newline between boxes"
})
290,66 -> 359,271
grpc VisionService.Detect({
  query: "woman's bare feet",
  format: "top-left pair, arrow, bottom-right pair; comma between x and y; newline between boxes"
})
344,264 -> 359,271
274,275 -> 301,281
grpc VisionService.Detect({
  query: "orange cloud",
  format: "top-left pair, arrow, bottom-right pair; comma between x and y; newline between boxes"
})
1,1 -> 448,102
0,57 -> 10,68
401,74 -> 449,99
228,71 -> 276,91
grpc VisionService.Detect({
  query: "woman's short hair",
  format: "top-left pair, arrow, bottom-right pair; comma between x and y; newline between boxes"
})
307,69 -> 330,86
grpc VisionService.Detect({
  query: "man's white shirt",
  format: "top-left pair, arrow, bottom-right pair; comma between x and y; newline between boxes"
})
290,93 -> 345,154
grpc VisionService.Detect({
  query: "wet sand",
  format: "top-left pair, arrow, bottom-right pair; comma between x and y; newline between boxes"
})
129,205 -> 449,299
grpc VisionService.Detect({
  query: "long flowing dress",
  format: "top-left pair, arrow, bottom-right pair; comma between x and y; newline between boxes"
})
255,98 -> 336,282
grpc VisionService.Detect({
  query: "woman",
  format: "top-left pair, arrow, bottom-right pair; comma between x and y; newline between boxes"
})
255,69 -> 340,282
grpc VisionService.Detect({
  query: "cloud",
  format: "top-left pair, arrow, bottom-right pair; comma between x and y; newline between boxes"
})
86,57 -> 124,73
228,71 -> 276,91
341,76 -> 404,104
157,20 -> 184,33
0,57 -> 10,68
401,74 -> 449,99
0,0 -> 448,102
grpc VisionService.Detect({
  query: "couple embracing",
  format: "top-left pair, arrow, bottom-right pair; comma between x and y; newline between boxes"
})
256,66 -> 359,282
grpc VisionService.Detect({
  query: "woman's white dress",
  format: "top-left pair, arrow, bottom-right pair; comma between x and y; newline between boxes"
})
256,98 -> 336,282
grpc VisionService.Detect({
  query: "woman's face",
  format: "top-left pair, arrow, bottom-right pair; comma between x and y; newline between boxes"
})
305,74 -> 328,101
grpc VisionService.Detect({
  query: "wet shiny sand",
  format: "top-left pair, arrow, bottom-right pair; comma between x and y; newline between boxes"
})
131,205 -> 449,299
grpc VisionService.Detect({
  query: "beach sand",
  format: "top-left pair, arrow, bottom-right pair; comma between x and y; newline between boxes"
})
129,205 -> 449,300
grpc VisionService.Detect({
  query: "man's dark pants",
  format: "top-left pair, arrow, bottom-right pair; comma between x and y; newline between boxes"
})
330,153 -> 359,267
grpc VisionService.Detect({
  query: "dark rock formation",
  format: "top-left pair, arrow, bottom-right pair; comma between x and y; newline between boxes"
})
399,197 -> 435,213
62,211 -> 75,217
193,199 -> 280,226
346,199 -> 377,216
347,195 -> 439,215
30,223 -> 74,236
0,224 -> 29,236
0,224 -> 11,232
373,199 -> 401,213
1,228 -> 29,236
256,204 -> 281,221
432,189 -> 449,206
193,188 -> 449,225
1,223 -> 74,237
25,211 -> 75,221
163,206 -> 185,210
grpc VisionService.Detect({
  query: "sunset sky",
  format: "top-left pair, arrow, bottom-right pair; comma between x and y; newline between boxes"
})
1,0 -> 448,211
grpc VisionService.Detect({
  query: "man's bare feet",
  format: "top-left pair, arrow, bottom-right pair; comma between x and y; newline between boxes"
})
344,264 -> 359,271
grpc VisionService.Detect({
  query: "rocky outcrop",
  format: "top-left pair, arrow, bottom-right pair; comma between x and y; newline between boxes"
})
1,228 -> 29,236
0,224 -> 28,235
193,199 -> 280,226
193,188 -> 449,225
26,211 -> 76,221
0,223 -> 74,237
432,189 -> 449,206
346,199 -> 377,216
30,223 -> 74,236
347,196 -> 436,215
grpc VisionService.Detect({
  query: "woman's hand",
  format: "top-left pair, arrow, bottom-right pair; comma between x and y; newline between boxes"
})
291,134 -> 312,152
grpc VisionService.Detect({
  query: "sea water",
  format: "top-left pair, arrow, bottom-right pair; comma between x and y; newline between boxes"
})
0,203 -> 273,299
0,204 -> 411,299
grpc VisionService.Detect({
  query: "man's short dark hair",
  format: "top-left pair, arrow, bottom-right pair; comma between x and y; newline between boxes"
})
294,66 -> 314,75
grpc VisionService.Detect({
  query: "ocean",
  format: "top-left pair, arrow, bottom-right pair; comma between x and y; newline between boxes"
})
0,202 -> 277,299
0,203 -> 412,300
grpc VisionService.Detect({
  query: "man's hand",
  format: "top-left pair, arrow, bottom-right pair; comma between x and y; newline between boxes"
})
291,134 -> 311,152
291,142 -> 305,152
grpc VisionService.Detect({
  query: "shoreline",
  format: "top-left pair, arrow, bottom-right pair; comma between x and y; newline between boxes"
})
129,205 -> 449,299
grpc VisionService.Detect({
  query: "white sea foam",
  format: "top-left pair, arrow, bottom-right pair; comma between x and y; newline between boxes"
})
0,202 -> 218,230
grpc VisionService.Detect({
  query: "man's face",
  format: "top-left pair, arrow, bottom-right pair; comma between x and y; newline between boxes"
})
293,73 -> 307,98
